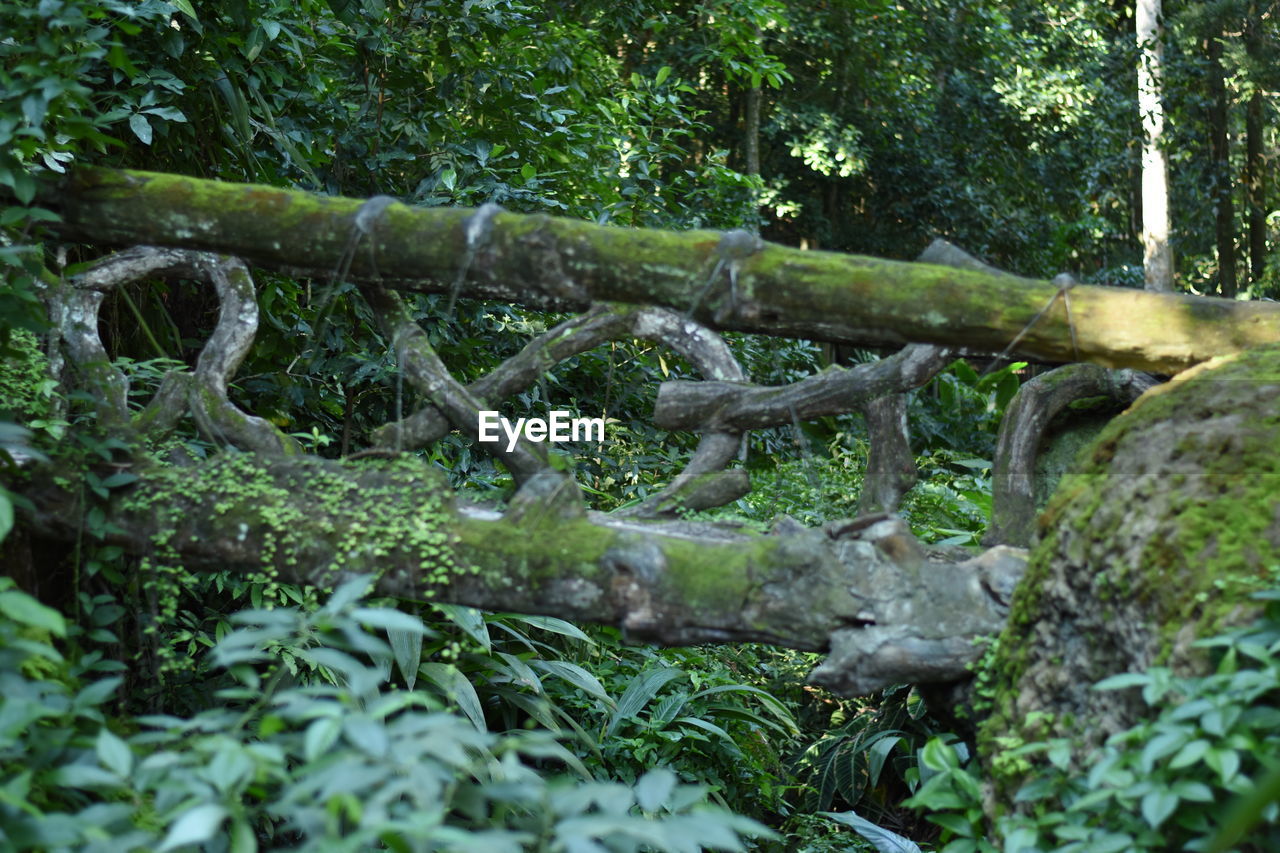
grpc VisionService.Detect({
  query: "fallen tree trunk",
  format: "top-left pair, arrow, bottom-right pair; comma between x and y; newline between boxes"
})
36,167 -> 1280,374
24,453 -> 1026,696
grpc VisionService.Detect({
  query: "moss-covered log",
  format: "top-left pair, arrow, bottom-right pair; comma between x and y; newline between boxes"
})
37,167 -> 1280,374
25,452 -> 1025,694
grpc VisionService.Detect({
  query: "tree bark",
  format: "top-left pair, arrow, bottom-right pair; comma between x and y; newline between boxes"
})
1137,0 -> 1174,292
22,455 -> 1025,696
744,83 -> 762,177
979,343 -> 1280,796
31,168 -> 1280,374
1244,5 -> 1268,284
1205,33 -> 1236,299
855,394 -> 917,515
983,363 -> 1157,548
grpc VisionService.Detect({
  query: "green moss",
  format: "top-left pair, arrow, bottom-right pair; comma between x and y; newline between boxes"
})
122,453 -> 470,637
977,345 -> 1280,801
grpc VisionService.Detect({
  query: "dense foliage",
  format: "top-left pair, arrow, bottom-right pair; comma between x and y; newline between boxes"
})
1,0 -> 1278,849
906,591 -> 1280,852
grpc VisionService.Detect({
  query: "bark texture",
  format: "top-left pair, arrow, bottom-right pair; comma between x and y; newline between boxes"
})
979,344 -> 1280,793
25,453 -> 1025,696
32,167 -> 1280,374
1137,0 -> 1174,292
15,240 -> 1035,697
1205,32 -> 1236,298
984,364 -> 1157,547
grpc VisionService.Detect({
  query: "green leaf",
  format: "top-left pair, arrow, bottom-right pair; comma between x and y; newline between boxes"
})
434,603 -> 490,651
606,666 -> 683,737
101,471 -> 139,488
326,0 -> 359,24
324,575 -> 372,612
304,717 -> 341,762
920,737 -> 961,772
0,490 -> 12,543
867,733 -> 903,787
12,172 -> 35,205
1140,789 -> 1178,829
230,818 -> 256,853
635,767 -> 676,812
343,714 -> 389,757
824,811 -> 923,852
168,0 -> 199,20
1205,748 -> 1241,784
350,607 -> 427,635
496,651 -> 542,692
655,66 -> 672,87
928,812 -> 975,837
96,728 -> 133,777
500,613 -> 592,643
1093,672 -> 1149,691
388,626 -> 422,690
1169,738 -> 1210,769
49,764 -> 120,789
1171,780 -> 1214,803
1208,762 -> 1280,851
520,163 -> 536,181
129,113 -> 153,145
159,804 -> 228,851
675,715 -> 736,746
74,676 -> 122,710
0,589 -> 66,635
419,662 -> 486,732
529,659 -> 611,704
1139,729 -> 1186,773
1003,827 -> 1040,853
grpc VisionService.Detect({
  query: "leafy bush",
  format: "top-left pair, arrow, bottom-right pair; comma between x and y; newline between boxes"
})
903,588 -> 1280,852
0,576 -> 776,851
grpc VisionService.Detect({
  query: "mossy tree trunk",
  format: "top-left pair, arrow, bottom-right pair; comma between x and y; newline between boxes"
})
33,167 -> 1280,374
979,345 -> 1280,797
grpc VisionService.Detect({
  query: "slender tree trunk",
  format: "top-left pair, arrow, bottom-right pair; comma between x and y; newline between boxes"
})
744,83 -> 761,177
1206,33 -> 1236,298
742,21 -> 764,180
1244,5 -> 1268,284
1137,0 -> 1174,291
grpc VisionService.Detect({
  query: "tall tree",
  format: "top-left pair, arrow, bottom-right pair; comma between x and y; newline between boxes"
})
1243,1 -> 1270,284
1137,0 -> 1174,291
1205,31 -> 1236,297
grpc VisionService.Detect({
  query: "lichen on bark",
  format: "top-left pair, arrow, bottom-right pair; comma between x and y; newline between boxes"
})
977,344 -> 1280,796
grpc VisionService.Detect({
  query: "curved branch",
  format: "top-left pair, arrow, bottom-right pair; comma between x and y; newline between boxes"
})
360,282 -> 549,483
190,256 -> 302,455
984,363 -> 1158,546
55,285 -> 131,429
654,343 -> 955,432
372,303 -> 749,513
64,247 -> 300,454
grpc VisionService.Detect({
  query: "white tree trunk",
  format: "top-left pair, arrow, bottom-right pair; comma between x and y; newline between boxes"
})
1137,0 -> 1173,291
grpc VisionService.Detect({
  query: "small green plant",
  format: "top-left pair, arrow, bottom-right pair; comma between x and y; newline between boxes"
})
904,588 -> 1280,852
